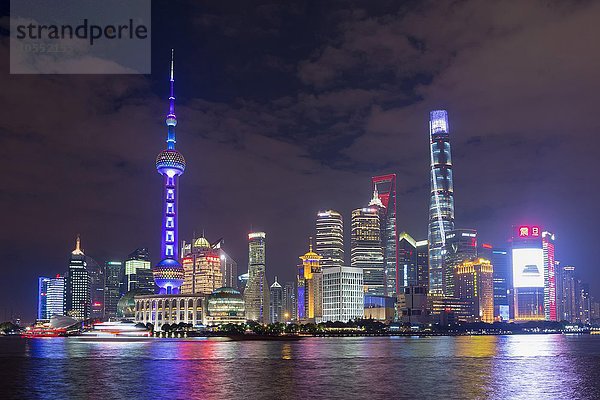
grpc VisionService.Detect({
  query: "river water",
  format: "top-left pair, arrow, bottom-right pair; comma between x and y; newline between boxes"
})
1,334 -> 599,399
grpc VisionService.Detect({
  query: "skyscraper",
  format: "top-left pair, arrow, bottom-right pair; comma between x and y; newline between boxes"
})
298,240 -> 323,323
213,240 -> 238,289
38,275 -> 65,320
153,50 -> 186,295
454,258 -> 494,323
443,229 -> 477,297
491,248 -> 510,320
244,232 -> 269,323
65,236 -> 90,320
87,256 -> 105,320
315,210 -> 344,268
125,248 -> 152,292
282,281 -> 297,322
416,240 -> 429,288
104,261 -> 124,319
427,110 -> 455,296
512,225 -> 545,321
542,231 -> 557,321
560,265 -> 578,322
351,207 -> 384,295
372,174 -> 398,297
38,277 -> 49,320
269,277 -> 283,323
181,236 -> 223,295
397,232 -> 417,288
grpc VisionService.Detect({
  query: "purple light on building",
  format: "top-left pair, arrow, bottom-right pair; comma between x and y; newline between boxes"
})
153,50 -> 185,294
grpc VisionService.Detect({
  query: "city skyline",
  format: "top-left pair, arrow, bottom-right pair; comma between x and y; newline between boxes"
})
3,1 -> 600,320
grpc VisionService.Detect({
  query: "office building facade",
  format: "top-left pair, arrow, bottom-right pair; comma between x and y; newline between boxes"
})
427,110 -> 455,296
351,207 -> 384,295
315,210 -> 344,268
244,232 -> 269,323
322,266 -> 364,323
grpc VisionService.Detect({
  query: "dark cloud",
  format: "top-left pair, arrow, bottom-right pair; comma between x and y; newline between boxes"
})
1,0 -> 599,320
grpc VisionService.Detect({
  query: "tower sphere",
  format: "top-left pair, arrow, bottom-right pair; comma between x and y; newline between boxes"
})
156,149 -> 185,175
153,258 -> 185,292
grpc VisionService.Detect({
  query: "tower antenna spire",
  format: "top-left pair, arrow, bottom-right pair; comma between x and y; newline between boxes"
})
165,48 -> 177,150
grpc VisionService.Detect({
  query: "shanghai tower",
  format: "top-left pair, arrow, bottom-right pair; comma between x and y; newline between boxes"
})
427,110 -> 455,296
152,50 -> 186,295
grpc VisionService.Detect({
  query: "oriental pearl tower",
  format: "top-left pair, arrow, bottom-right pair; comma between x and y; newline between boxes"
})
153,49 -> 186,294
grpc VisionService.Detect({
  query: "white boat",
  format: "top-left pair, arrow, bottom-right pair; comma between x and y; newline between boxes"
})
78,321 -> 151,339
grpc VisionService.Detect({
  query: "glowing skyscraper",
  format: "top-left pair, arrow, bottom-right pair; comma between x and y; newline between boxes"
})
315,210 -> 344,268
245,232 -> 270,323
427,110 -> 455,296
371,174 -> 398,297
153,50 -> 186,294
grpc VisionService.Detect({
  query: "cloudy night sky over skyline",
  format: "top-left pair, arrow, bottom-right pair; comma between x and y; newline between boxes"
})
2,0 -> 599,319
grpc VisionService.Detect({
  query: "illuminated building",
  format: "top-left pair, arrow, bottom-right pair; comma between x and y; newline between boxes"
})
298,240 -> 323,323
398,232 -> 417,288
351,207 -> 384,295
454,258 -> 494,323
490,248 -> 511,320
269,277 -> 283,323
181,236 -> 223,296
282,281 -> 297,321
153,50 -> 185,295
430,297 -> 472,324
87,256 -> 105,320
542,231 -> 557,321
558,265 -> 578,322
134,294 -> 204,330
125,248 -> 152,292
238,273 -> 249,293
512,225 -> 545,321
364,295 -> 396,322
371,175 -> 398,297
315,210 -> 344,268
104,261 -> 124,319
214,240 -> 238,289
578,282 -> 591,324
427,110 -> 455,296
38,275 -> 65,320
206,287 -> 245,326
397,285 -> 428,324
244,232 -> 269,323
65,236 -> 90,320
443,229 -> 477,297
416,240 -> 429,288
322,265 -> 364,323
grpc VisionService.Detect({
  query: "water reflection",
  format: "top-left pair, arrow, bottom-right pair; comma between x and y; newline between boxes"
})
1,335 -> 599,399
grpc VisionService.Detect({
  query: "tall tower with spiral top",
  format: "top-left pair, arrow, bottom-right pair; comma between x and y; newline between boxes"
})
153,50 -> 186,294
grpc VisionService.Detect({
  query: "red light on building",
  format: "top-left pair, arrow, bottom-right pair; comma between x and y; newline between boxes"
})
518,225 -> 541,237
482,243 -> 492,249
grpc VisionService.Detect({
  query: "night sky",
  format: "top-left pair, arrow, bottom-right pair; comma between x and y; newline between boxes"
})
2,1 -> 600,320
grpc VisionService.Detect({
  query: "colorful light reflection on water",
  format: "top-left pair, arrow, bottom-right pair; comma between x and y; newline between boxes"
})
1,335 -> 599,399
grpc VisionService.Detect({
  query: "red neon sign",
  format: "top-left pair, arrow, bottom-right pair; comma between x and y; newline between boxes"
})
518,225 -> 540,237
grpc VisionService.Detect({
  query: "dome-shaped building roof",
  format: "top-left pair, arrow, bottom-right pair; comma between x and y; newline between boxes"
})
193,237 -> 211,249
211,287 -> 241,296
117,289 -> 147,318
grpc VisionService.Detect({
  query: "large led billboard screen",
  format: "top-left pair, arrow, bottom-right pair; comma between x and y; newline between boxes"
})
512,248 -> 544,288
